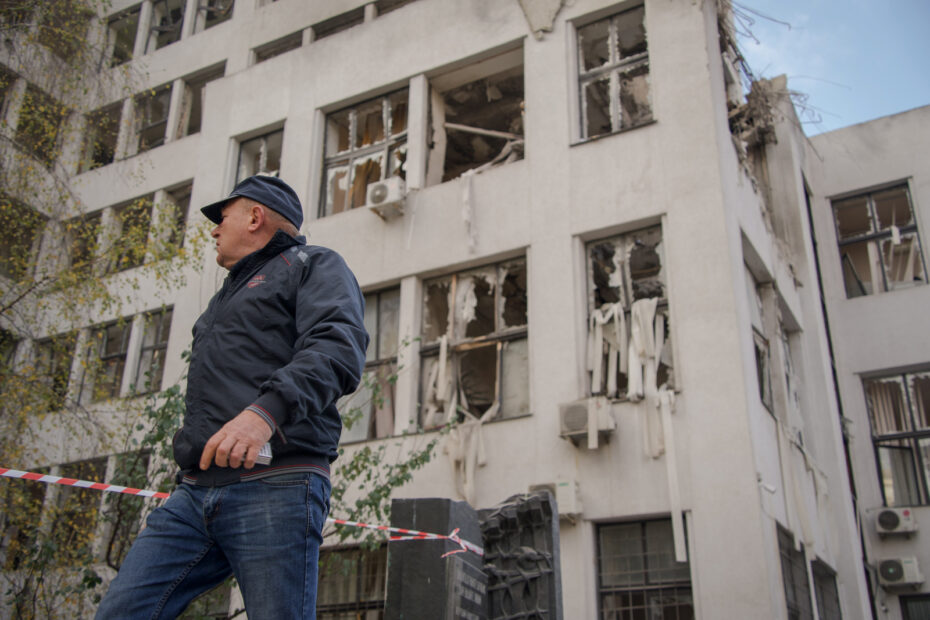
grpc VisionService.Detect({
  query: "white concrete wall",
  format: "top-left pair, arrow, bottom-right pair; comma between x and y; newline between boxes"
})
808,105 -> 930,619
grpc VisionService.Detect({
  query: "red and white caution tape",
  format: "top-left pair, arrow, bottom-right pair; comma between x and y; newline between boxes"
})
0,467 -> 483,557
327,518 -> 483,557
0,467 -> 171,499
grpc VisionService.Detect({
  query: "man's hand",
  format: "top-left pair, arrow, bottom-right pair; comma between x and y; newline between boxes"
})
200,410 -> 274,470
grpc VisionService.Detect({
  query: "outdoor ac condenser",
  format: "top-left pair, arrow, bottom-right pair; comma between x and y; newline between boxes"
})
875,507 -> 918,536
558,396 -> 615,449
878,557 -> 924,589
366,176 -> 406,219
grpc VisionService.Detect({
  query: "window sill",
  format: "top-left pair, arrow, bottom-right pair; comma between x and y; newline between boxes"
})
340,411 -> 533,446
570,118 -> 657,148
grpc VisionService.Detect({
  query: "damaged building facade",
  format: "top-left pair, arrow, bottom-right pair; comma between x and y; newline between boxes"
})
1,0 -> 928,617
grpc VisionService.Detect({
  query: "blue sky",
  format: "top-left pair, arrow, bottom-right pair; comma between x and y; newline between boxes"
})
735,1 -> 930,135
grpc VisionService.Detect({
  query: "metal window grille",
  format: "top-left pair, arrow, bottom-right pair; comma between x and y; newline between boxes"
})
596,519 -> 693,620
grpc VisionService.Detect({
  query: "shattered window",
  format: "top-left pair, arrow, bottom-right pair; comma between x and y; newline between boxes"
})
135,83 -> 172,153
200,0 -> 234,30
15,84 -> 68,166
149,0 -> 185,51
165,182 -> 192,249
237,128 -> 283,183
110,195 -> 154,272
254,31 -> 302,64
429,54 -> 524,183
832,184 -> 925,298
745,266 -> 772,412
33,333 -> 77,411
81,102 -> 122,172
83,320 -> 131,402
0,195 -> 46,281
135,308 -> 172,393
320,90 -> 408,217
108,6 -> 140,66
178,65 -> 225,137
864,370 -> 930,506
340,288 -> 400,443
576,5 -> 652,140
419,258 -> 528,428
586,226 -> 672,399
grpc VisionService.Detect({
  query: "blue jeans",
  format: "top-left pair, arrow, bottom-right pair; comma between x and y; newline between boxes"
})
96,472 -> 330,620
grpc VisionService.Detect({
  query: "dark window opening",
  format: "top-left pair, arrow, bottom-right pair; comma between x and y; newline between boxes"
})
81,102 -> 122,171
15,85 -> 67,166
108,7 -> 140,65
135,84 -> 172,152
254,31 -> 302,64
312,7 -> 364,41
0,195 -> 46,281
149,0 -> 185,50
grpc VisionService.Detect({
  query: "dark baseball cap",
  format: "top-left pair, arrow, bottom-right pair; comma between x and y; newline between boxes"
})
201,175 -> 303,228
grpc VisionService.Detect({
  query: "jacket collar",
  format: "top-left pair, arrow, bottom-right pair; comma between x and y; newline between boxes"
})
228,230 -> 305,281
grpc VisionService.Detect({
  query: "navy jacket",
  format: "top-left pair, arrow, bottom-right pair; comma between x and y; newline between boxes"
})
173,231 -> 368,486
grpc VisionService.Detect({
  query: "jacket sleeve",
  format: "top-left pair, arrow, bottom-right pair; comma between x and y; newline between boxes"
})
249,248 -> 368,430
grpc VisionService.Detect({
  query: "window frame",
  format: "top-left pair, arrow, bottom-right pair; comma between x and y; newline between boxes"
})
340,288 -> 400,443
831,183 -> 926,298
317,545 -> 388,618
863,369 -> 930,507
585,224 -> 673,399
419,257 -> 529,428
574,3 -> 653,143
595,518 -> 693,620
777,526 -> 814,620
83,320 -> 132,403
134,307 -> 173,394
319,89 -> 409,218
236,127 -> 284,183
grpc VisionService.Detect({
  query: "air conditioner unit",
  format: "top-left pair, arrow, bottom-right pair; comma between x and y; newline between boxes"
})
878,557 -> 924,589
366,177 -> 406,219
876,507 -> 918,536
559,396 -> 615,449
530,478 -> 583,522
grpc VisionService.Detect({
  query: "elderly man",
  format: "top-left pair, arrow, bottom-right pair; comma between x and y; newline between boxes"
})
96,175 -> 368,619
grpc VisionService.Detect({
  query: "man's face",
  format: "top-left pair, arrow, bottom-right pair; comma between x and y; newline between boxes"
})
211,198 -> 253,269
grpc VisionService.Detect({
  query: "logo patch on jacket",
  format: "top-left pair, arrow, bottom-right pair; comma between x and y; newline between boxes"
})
247,274 -> 266,288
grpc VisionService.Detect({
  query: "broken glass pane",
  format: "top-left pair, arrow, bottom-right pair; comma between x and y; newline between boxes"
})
389,144 -> 407,179
455,269 -> 496,340
110,9 -> 139,66
389,91 -> 408,136
326,109 -> 351,154
378,288 -> 400,359
363,293 -> 378,362
865,377 -> 910,435
840,239 -> 876,297
876,441 -> 920,507
618,64 -> 651,129
629,227 -> 663,300
422,278 -> 451,343
325,163 -> 349,215
584,78 -> 611,138
350,152 -> 384,209
590,240 -> 623,307
500,261 -> 527,329
578,19 -> 610,72
882,234 -> 926,290
833,196 -> 872,240
457,345 -> 496,416
874,186 -> 914,231
615,6 -> 646,58
355,100 -> 385,149
500,339 -> 529,418
137,85 -> 172,152
911,373 -> 930,429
